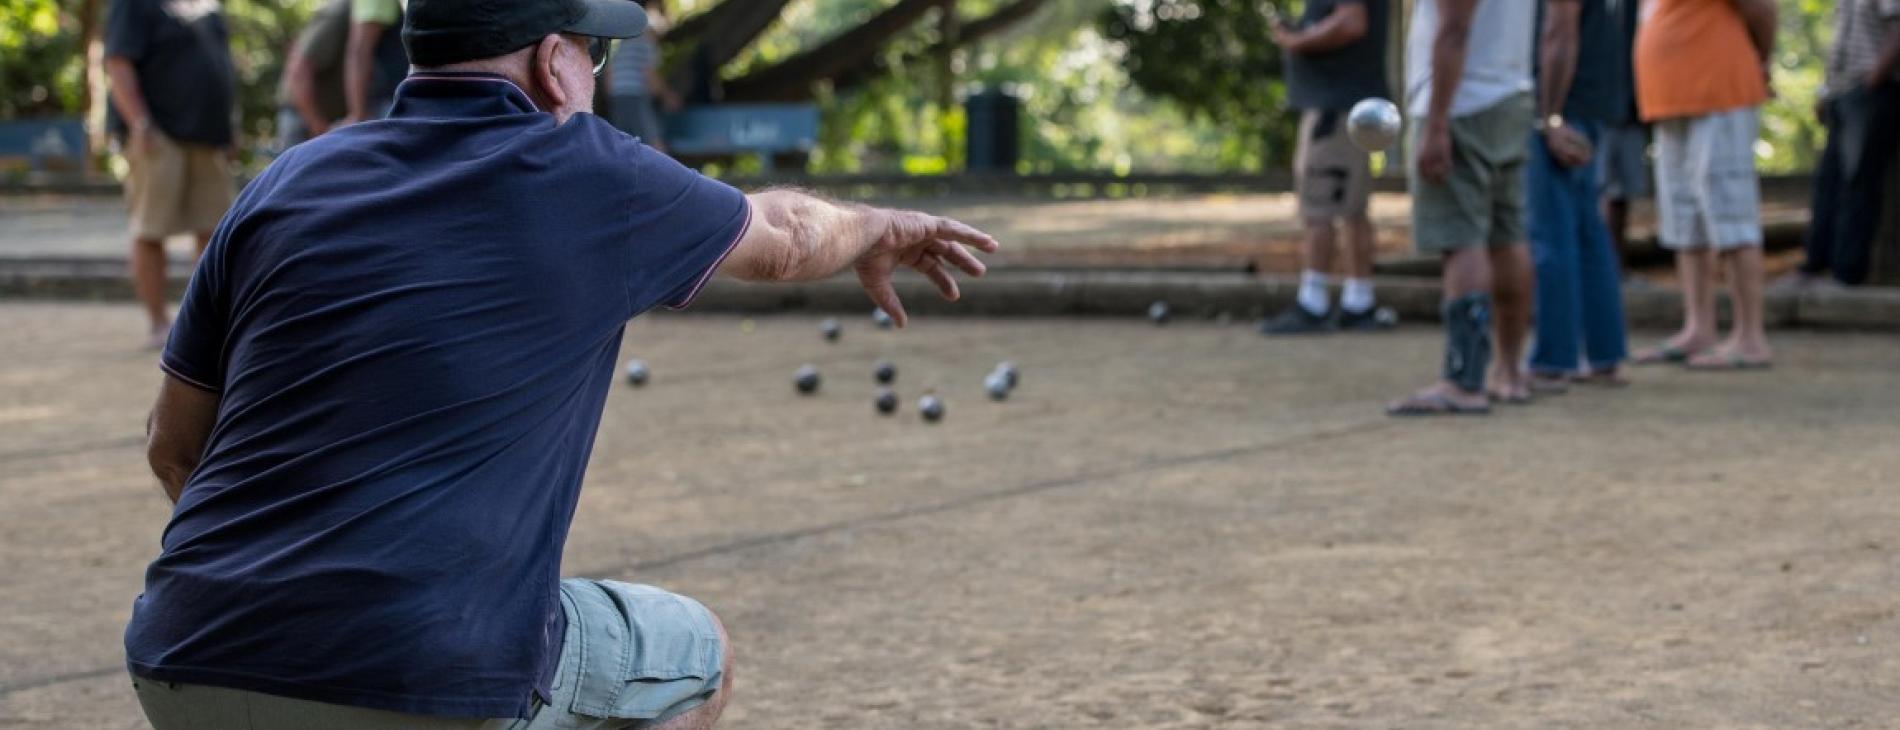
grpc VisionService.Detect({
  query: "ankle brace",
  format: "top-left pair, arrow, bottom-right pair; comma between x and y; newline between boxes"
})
1442,292 -> 1492,393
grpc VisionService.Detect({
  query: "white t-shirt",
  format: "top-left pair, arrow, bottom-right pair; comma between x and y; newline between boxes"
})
1405,0 -> 1536,119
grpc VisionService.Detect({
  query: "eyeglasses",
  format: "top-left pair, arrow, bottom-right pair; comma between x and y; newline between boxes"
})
587,37 -> 612,76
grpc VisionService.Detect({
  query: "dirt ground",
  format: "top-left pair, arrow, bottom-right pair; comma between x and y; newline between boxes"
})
1,303 -> 1897,729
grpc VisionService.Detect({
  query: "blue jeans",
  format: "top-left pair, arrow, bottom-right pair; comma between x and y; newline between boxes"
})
1527,121 -> 1627,375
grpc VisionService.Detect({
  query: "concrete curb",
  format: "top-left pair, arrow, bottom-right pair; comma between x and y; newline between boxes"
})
6,257 -> 1898,331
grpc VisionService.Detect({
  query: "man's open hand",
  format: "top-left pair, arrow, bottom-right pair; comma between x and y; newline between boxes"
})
1417,121 -> 1454,184
854,211 -> 999,328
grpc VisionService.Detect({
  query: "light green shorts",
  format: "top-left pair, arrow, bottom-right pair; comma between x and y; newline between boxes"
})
134,579 -> 725,729
1408,92 -> 1534,253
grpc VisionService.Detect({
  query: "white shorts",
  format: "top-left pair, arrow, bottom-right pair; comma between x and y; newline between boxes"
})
1652,107 -> 1762,250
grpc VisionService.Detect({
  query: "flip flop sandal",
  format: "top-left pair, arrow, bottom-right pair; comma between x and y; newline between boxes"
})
1388,392 -> 1493,417
1633,342 -> 1695,365
1685,354 -> 1773,371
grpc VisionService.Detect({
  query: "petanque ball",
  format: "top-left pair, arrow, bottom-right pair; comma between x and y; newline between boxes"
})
794,364 -> 821,394
1347,97 -> 1402,152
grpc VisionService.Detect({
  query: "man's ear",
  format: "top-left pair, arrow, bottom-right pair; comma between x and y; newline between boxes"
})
532,34 -> 569,110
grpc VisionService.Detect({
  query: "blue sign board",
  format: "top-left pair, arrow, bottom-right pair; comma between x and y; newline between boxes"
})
662,104 -> 819,158
0,118 -> 88,172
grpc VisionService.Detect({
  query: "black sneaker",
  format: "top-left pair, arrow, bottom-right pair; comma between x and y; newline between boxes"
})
1337,305 -> 1398,331
1258,304 -> 1336,335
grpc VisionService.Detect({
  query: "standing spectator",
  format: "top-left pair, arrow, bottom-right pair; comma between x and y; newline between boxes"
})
341,0 -> 409,125
103,0 -> 236,348
1595,0 -> 1647,273
1632,0 -> 1775,370
1525,0 -> 1630,388
606,0 -> 682,151
1387,0 -> 1538,415
1260,0 -> 1394,334
1779,0 -> 1900,289
276,0 -> 352,149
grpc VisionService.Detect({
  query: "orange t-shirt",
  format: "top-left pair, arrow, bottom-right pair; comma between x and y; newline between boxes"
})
1634,0 -> 1769,121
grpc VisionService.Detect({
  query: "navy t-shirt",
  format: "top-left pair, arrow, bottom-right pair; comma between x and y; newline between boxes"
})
1535,0 -> 1631,124
104,0 -> 237,145
126,73 -> 750,718
1283,0 -> 1391,112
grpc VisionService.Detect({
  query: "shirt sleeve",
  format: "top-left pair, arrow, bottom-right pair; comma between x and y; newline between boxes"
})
104,0 -> 150,61
618,140 -> 751,315
160,234 -> 232,393
350,0 -> 401,27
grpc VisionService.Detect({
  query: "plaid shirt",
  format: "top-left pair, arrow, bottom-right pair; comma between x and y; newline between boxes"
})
1827,0 -> 1900,96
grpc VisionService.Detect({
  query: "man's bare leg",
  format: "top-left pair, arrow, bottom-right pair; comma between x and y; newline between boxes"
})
1343,215 -> 1374,280
1261,219 -> 1341,334
1300,218 -> 1338,314
1692,246 -> 1773,366
132,236 -> 170,347
1602,198 -> 1630,272
1487,243 -> 1534,401
1638,247 -> 1719,361
652,610 -> 734,730
1338,213 -> 1380,317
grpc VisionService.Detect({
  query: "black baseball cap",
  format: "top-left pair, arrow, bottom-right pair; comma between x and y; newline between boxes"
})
404,0 -> 648,67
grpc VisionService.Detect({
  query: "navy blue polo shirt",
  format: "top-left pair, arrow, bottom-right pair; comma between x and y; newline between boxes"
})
126,72 -> 750,718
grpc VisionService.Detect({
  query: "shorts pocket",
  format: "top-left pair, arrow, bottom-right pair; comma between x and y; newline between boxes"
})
563,580 -> 723,722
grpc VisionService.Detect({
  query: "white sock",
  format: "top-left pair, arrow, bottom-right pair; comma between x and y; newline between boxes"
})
1341,278 -> 1375,314
1297,270 -> 1331,315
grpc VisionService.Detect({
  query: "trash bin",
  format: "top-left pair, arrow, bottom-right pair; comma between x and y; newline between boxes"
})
964,89 -> 1020,173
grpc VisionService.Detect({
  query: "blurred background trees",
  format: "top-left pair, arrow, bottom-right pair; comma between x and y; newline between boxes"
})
0,0 -> 1839,175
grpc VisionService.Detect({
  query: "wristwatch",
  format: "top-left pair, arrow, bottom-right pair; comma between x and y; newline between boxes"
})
1536,114 -> 1565,132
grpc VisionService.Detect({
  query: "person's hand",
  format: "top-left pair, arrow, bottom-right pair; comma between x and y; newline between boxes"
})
853,210 -> 999,328
1270,23 -> 1297,49
1542,125 -> 1593,168
129,120 -> 156,160
1417,120 -> 1453,184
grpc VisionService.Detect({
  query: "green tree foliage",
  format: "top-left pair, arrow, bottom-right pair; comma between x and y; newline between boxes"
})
0,0 -> 1849,174
1758,0 -> 1830,173
1,0 -> 87,118
1100,0 -> 1292,168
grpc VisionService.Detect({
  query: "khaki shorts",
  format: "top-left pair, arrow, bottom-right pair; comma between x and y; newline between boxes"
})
1408,92 -> 1533,254
124,132 -> 235,240
1653,107 -> 1761,250
1294,109 -> 1372,220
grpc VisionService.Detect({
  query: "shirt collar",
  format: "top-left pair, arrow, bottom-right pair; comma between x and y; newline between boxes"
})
388,72 -> 541,119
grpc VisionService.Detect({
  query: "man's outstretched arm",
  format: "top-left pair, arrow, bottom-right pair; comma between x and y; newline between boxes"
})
719,189 -> 999,327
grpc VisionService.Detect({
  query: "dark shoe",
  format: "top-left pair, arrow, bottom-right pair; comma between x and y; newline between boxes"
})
1258,304 -> 1335,335
1336,305 -> 1397,331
